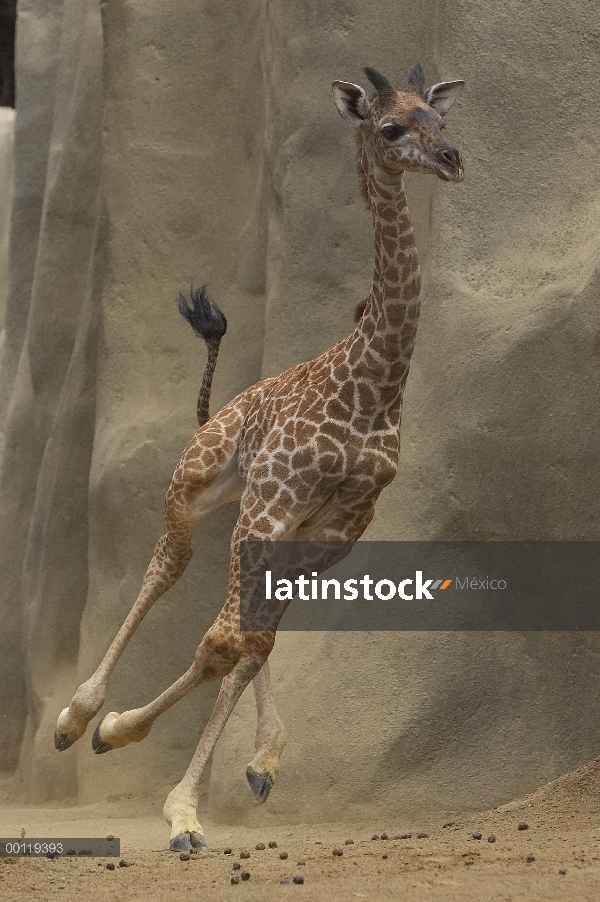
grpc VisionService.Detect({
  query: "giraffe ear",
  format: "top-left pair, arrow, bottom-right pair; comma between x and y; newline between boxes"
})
424,80 -> 465,116
332,81 -> 370,126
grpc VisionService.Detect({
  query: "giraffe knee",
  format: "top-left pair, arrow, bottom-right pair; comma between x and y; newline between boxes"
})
153,532 -> 193,581
244,631 -> 276,661
193,629 -> 244,681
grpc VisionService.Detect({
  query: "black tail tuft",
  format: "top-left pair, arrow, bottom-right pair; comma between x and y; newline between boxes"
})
178,284 -> 227,341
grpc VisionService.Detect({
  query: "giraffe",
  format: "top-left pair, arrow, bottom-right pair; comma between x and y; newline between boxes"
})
53,62 -> 464,851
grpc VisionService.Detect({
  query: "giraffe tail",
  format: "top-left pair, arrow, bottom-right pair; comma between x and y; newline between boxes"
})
178,284 -> 227,427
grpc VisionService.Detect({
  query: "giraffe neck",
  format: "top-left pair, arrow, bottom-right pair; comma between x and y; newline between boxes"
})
353,132 -> 422,392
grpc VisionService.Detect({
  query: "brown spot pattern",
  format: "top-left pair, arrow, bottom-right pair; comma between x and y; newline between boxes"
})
100,87 -> 446,700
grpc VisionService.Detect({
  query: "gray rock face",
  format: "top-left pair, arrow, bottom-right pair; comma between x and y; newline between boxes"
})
1,0 -> 599,822
0,107 -> 13,371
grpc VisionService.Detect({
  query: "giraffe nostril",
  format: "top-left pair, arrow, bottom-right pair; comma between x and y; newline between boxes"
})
441,150 -> 455,166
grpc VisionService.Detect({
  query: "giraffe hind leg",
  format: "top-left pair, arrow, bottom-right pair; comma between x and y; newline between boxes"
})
246,660 -> 285,802
88,485 -> 298,759
54,528 -> 196,752
54,408 -> 246,752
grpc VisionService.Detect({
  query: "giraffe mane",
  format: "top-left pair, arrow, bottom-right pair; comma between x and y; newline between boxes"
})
354,297 -> 369,323
353,130 -> 371,211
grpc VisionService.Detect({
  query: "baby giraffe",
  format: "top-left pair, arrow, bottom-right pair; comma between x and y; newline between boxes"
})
54,63 -> 464,851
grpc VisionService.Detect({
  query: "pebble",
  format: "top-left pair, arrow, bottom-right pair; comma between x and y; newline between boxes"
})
106,835 -> 114,841
344,839 -> 354,845
279,852 -> 288,860
239,849 -> 250,859
224,847 -> 232,855
487,835 -> 496,843
232,862 -> 241,870
395,834 -> 411,840
280,879 -> 291,884
526,854 -> 535,863
231,875 -> 239,885
464,858 -> 474,866
106,862 -> 115,870
518,822 -> 529,831
118,860 -> 128,868
380,833 -> 389,840
241,871 -> 250,881
297,860 -> 305,866
179,852 -> 190,861
382,854 -> 388,860
332,848 -> 343,857
473,832 -> 482,840
314,840 -> 322,845
443,821 -> 455,828
268,841 -> 278,848
416,833 -> 429,839
255,843 -> 265,850
293,875 -> 304,884
559,868 -> 567,875
372,834 -> 379,841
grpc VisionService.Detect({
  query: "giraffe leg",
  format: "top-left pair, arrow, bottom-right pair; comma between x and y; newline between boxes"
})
89,490 -> 299,755
54,530 -> 195,751
90,621 -> 247,753
164,645 -> 270,851
246,660 -> 285,802
54,409 -> 246,751
242,493 -> 379,800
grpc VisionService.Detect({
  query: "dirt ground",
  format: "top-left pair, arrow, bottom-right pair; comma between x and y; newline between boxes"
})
1,758 -> 600,901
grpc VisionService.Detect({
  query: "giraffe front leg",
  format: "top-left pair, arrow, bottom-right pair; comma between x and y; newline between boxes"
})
243,496 -> 378,796
246,660 -> 286,802
164,650 -> 267,850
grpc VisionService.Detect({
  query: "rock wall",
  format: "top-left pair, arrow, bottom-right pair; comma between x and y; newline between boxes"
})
0,106 -> 14,370
1,0 -> 599,823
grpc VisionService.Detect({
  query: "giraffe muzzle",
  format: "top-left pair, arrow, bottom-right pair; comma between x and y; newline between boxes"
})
435,146 -> 464,183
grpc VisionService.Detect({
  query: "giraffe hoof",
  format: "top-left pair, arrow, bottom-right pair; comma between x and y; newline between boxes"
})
190,832 -> 208,850
169,832 -> 207,852
54,728 -> 75,752
54,706 -> 86,751
246,765 -> 274,803
92,718 -> 113,754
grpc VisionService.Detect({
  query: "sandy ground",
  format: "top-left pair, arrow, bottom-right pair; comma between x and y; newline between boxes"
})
1,759 -> 600,901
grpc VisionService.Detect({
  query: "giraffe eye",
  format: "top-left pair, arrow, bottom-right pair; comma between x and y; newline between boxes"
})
381,124 -> 406,141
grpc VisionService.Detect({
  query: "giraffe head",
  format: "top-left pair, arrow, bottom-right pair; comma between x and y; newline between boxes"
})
332,63 -> 464,184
